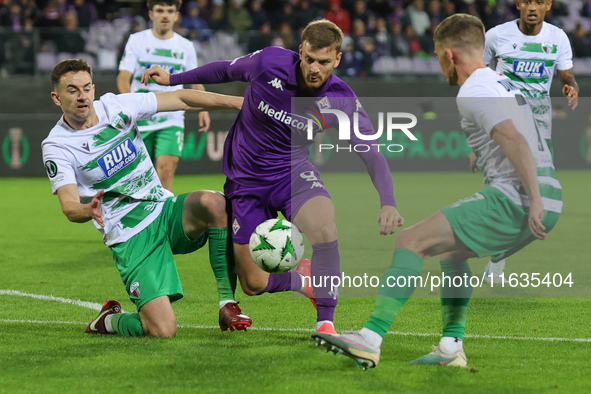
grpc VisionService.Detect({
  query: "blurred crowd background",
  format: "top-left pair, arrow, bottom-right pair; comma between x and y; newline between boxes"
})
1,0 -> 591,77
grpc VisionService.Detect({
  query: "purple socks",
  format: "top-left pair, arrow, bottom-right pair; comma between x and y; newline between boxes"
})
312,240 -> 340,322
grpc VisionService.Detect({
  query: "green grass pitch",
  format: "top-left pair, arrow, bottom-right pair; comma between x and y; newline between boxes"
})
1,170 -> 590,393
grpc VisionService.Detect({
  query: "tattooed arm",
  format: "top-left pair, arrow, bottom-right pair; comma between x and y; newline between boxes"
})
557,68 -> 579,110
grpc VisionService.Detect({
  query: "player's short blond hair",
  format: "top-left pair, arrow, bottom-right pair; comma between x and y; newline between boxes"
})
301,19 -> 344,52
434,14 -> 485,53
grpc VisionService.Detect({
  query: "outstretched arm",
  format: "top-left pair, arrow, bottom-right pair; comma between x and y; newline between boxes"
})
57,184 -> 104,227
142,50 -> 264,86
557,68 -> 579,110
491,119 -> 545,240
141,64 -> 172,86
142,61 -> 237,86
155,90 -> 243,113
141,47 -> 266,85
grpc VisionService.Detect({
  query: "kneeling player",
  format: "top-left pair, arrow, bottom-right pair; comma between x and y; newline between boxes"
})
43,58 -> 247,337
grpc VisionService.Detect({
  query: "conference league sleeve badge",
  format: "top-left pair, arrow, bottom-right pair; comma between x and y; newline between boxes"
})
45,160 -> 58,178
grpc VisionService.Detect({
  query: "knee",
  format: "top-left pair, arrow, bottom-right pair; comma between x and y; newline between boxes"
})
394,228 -> 426,259
308,222 -> 337,244
157,161 -> 176,179
144,321 -> 177,338
239,273 -> 267,296
236,261 -> 267,296
240,282 -> 260,297
158,166 -> 174,180
440,251 -> 473,263
199,191 -> 227,221
394,228 -> 412,249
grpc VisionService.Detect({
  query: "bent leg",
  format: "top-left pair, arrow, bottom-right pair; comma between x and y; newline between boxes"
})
182,191 -> 238,304
292,195 -> 337,244
221,185 -> 301,297
234,241 -> 305,296
182,190 -> 227,238
365,211 -> 472,337
395,211 -> 471,259
235,242 -> 269,295
110,214 -> 183,338
138,295 -> 177,338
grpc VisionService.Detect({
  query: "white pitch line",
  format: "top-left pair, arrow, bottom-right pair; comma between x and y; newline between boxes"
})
0,289 -> 127,313
1,319 -> 590,343
1,319 -> 89,325
391,331 -> 591,343
2,289 -> 590,343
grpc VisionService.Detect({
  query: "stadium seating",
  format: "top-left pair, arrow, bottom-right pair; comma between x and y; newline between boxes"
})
5,0 -> 591,76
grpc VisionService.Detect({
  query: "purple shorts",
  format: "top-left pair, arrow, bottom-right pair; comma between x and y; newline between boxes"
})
224,164 -> 332,243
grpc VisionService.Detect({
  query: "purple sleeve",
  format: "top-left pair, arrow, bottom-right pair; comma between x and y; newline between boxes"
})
351,109 -> 397,207
170,50 -> 264,85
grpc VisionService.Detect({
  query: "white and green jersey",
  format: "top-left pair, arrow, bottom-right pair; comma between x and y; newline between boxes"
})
42,92 -> 174,246
119,29 -> 198,132
483,20 -> 573,139
457,67 -> 562,213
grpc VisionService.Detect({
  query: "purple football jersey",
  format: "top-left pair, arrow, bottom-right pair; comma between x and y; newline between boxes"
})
170,46 -> 395,207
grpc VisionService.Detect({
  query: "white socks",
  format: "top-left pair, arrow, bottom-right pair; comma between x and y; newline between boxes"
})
354,331 -> 461,353
219,300 -> 237,309
359,327 -> 383,348
439,336 -> 463,354
104,314 -> 115,333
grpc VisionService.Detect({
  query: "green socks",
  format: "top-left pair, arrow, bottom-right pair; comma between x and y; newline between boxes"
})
363,252 -> 473,340
364,248 -> 424,337
110,312 -> 144,337
207,227 -> 237,302
440,260 -> 473,339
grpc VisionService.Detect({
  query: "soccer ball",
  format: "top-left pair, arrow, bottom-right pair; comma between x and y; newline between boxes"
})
249,219 -> 305,273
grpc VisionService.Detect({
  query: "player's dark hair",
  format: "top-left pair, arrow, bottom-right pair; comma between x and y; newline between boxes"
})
434,14 -> 485,53
147,0 -> 181,11
50,58 -> 93,89
301,19 -> 344,52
